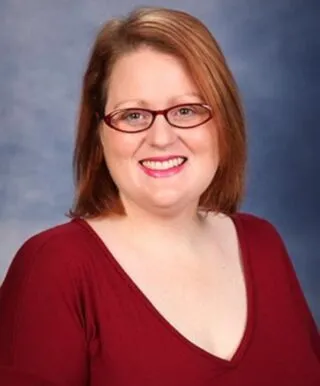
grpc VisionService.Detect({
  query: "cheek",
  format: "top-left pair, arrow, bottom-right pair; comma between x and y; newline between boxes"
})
101,131 -> 142,173
102,131 -> 134,158
189,125 -> 219,160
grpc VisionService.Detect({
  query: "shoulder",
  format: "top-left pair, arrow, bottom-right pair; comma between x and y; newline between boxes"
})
18,218 -> 86,253
233,211 -> 284,246
3,219 -> 95,289
15,218 -> 94,260
206,211 -> 285,251
230,211 -> 290,261
233,211 -> 277,229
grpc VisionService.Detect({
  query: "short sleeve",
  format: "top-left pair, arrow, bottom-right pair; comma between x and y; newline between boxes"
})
0,232 -> 89,386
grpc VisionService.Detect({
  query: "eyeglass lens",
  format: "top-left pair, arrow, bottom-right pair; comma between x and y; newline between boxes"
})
109,104 -> 210,132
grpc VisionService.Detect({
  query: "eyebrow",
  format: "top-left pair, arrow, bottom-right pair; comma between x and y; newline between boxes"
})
112,92 -> 203,110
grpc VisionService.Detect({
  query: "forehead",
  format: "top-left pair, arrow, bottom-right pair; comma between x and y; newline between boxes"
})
106,47 -> 200,108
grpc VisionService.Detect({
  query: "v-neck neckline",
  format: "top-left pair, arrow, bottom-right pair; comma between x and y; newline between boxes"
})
73,213 -> 255,367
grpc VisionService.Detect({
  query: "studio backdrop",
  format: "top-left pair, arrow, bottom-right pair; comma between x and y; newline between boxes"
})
0,0 -> 319,323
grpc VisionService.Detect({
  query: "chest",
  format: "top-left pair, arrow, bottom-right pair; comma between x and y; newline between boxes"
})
84,217 -> 320,386
96,229 -> 248,361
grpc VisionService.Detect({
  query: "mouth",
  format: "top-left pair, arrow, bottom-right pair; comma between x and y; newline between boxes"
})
138,156 -> 188,171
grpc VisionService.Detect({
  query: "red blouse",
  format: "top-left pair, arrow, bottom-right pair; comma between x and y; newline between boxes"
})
0,213 -> 319,386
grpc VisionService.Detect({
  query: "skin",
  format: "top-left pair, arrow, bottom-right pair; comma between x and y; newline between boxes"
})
90,47 -> 247,359
98,46 -> 220,248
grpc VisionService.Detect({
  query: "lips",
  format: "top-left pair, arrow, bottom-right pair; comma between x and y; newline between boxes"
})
138,156 -> 188,178
139,156 -> 188,171
139,155 -> 188,163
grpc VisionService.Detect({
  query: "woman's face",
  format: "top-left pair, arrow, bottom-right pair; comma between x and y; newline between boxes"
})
100,47 -> 219,216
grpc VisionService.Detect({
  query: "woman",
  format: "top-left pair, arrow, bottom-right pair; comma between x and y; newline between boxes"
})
0,6 -> 319,386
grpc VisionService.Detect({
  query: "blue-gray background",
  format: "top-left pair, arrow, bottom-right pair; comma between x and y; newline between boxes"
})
0,0 -> 319,323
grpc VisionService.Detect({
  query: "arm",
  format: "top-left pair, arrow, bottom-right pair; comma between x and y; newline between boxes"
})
0,232 -> 89,386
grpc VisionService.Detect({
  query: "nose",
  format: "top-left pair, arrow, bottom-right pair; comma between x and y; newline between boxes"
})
145,114 -> 177,148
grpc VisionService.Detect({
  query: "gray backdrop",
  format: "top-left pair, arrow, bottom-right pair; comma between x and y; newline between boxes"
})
1,0 -> 319,323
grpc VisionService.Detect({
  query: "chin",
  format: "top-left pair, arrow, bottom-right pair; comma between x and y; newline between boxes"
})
145,190 -> 198,212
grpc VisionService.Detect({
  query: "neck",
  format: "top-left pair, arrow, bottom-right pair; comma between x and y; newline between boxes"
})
115,196 -> 208,247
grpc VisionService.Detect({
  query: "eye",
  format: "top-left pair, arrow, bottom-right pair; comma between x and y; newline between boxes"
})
121,110 -> 144,121
176,106 -> 194,116
170,105 -> 200,120
112,109 -> 151,128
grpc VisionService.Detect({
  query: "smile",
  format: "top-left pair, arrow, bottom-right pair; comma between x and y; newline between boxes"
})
138,156 -> 188,178
140,157 -> 186,170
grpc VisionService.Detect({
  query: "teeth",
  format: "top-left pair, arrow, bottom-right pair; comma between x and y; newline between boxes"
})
141,157 -> 185,170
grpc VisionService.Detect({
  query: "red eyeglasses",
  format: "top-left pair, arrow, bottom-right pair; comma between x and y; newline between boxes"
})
100,103 -> 213,133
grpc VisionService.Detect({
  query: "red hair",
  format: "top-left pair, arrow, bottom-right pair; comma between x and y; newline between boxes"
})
68,7 -> 246,218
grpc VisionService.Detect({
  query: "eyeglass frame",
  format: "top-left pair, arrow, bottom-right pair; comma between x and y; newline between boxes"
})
98,103 -> 213,133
